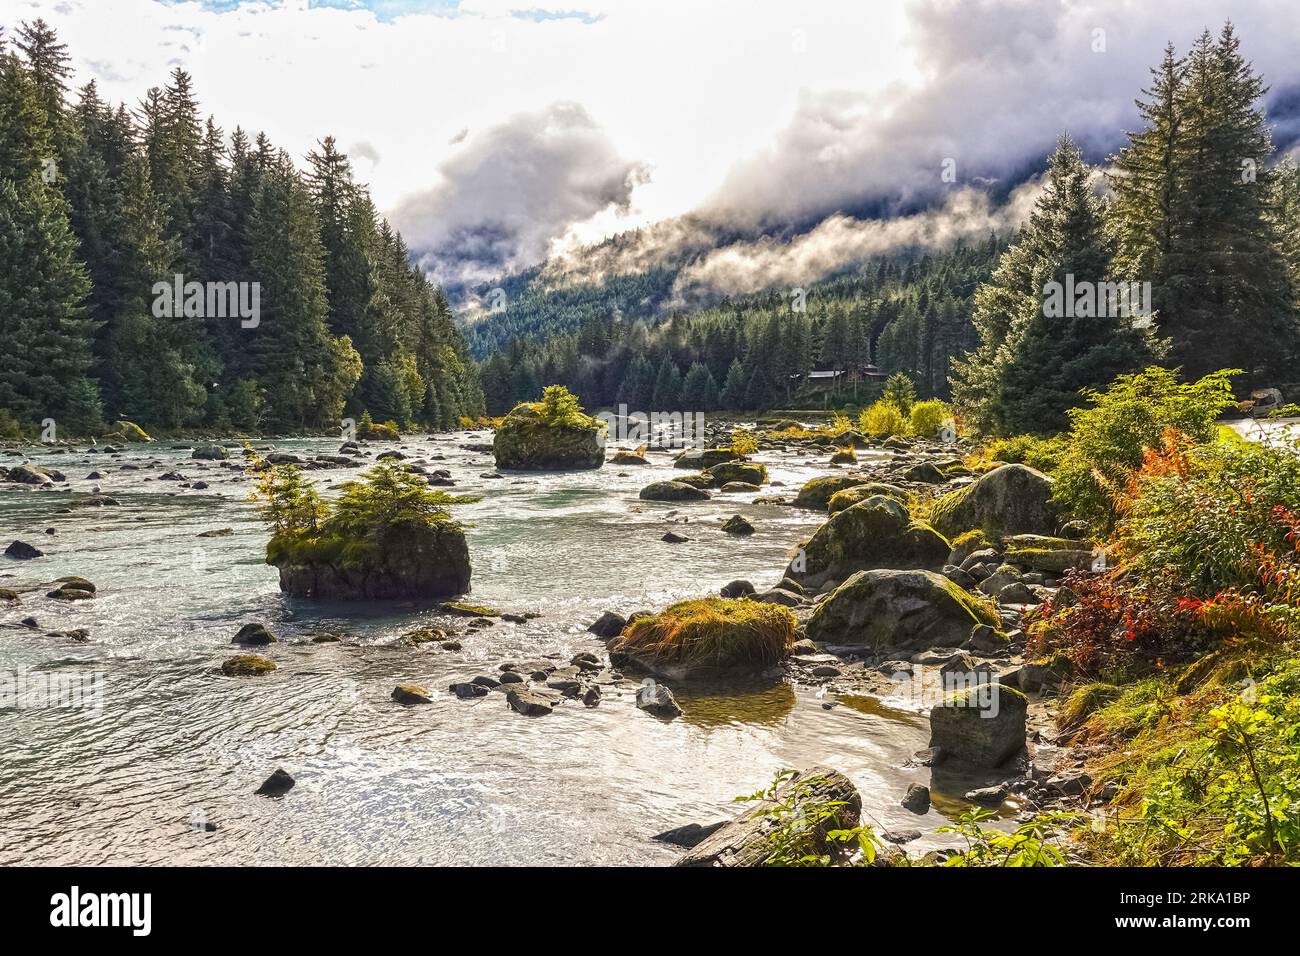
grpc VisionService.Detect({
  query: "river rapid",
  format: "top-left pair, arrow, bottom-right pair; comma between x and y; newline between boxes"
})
0,430 -> 962,865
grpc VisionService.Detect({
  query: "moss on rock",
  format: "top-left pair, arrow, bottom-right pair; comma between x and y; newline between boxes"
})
609,597 -> 795,679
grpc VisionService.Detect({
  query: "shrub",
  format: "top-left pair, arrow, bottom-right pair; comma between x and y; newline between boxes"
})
859,400 -> 907,437
1121,434 -> 1300,596
537,384 -> 591,428
1028,569 -> 1204,679
1051,367 -> 1240,530
730,427 -> 760,457
0,408 -> 23,440
615,598 -> 795,671
829,412 -> 854,435
985,434 -> 1065,471
909,399 -> 950,439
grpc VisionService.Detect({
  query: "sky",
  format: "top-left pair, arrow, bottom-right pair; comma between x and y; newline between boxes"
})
3,0 -> 1300,294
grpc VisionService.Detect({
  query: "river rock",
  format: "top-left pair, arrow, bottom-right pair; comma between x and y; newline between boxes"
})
639,480 -> 711,502
273,521 -> 471,600
507,687 -> 560,716
901,783 -> 931,814
720,579 -> 755,598
806,569 -> 1001,652
900,461 -> 946,483
673,448 -> 740,470
661,531 -> 689,543
254,768 -> 295,796
636,681 -> 682,718
0,588 -> 18,605
588,610 -> 627,638
493,401 -> 605,470
791,475 -> 872,510
3,464 -> 59,485
721,515 -> 754,535
826,482 -> 908,514
192,444 -> 229,460
449,681 -> 489,699
232,622 -> 276,645
929,683 -> 1028,768
391,683 -> 434,705
787,496 -> 949,587
705,461 -> 766,486
929,464 -> 1059,538
221,654 -> 276,676
676,767 -> 860,867
5,540 -> 43,560
609,450 -> 650,465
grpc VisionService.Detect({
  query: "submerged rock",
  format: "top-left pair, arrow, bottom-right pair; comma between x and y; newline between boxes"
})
721,515 -> 755,535
232,623 -> 276,645
5,540 -> 43,560
392,683 -> 434,705
221,654 -> 276,676
254,768 -> 295,796
635,681 -> 683,718
506,687 -> 559,716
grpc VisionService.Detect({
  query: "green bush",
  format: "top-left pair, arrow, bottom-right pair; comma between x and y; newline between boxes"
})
909,399 -> 951,438
985,434 -> 1066,471
1051,367 -> 1240,530
537,384 -> 594,428
859,400 -> 907,437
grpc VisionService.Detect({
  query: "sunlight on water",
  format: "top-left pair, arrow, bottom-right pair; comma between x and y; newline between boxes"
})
0,433 -> 960,864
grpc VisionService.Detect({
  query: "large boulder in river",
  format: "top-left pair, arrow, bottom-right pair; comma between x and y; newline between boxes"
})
271,521 -> 471,600
493,397 -> 605,470
787,497 -> 949,588
792,475 -> 872,510
639,480 -> 711,502
929,464 -> 1058,538
805,568 -> 1001,652
192,444 -> 230,460
929,683 -> 1028,768
3,464 -> 61,485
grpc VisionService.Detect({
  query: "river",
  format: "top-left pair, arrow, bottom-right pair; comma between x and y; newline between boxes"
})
1,431 -> 957,865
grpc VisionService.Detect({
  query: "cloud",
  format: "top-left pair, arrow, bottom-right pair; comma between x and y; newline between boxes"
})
700,0 -> 1300,231
389,101 -> 649,288
671,181 -> 1043,303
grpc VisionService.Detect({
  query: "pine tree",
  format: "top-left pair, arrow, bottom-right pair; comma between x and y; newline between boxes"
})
953,136 -> 1154,434
720,358 -> 748,410
651,355 -> 682,409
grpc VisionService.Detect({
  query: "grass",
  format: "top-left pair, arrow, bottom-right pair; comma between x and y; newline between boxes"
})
615,598 -> 796,671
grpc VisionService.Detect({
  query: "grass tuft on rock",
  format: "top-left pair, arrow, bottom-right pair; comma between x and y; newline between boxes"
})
615,598 -> 795,672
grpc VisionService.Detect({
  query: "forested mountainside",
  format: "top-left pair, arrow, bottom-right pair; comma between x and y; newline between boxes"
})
472,239 -> 1007,416
471,24 -> 1300,430
0,20 -> 483,438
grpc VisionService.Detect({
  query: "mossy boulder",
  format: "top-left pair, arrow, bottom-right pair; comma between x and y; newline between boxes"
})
609,597 -> 796,680
705,460 -> 767,486
792,475 -> 873,510
929,683 -> 1028,768
640,480 -> 711,502
947,529 -> 993,565
900,461 -> 946,483
928,464 -> 1058,538
827,482 -> 908,514
788,497 -> 950,587
805,569 -> 1001,652
673,448 -> 742,470
271,521 -> 471,600
493,401 -> 605,470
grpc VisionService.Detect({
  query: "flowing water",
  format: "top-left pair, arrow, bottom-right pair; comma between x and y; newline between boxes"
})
0,432 -> 962,865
